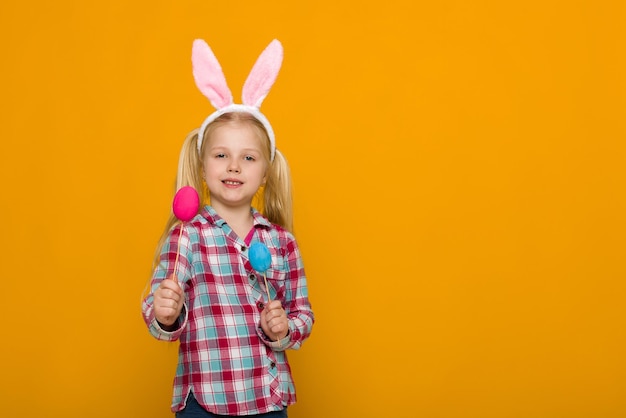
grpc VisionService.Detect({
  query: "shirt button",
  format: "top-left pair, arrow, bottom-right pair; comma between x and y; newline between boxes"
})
270,362 -> 276,369
248,273 -> 256,281
241,245 -> 247,252
257,302 -> 265,310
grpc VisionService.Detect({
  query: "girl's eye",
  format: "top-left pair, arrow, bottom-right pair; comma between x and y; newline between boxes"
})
216,153 -> 226,158
245,156 -> 255,161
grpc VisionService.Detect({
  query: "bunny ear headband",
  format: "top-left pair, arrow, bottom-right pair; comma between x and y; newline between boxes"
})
192,39 -> 283,161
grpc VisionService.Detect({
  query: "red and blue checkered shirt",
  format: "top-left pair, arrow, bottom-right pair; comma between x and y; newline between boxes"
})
142,206 -> 314,415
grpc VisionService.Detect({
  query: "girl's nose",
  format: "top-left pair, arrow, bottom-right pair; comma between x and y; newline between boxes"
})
228,162 -> 241,173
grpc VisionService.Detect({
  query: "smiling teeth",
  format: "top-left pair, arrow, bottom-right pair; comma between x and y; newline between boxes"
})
224,181 -> 241,185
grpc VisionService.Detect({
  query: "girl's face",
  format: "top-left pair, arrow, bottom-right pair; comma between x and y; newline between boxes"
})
202,121 -> 269,211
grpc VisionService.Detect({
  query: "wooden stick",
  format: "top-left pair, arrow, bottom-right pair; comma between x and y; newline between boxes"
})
172,223 -> 183,281
263,273 -> 271,303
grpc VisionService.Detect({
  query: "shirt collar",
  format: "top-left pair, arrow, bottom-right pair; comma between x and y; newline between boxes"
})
200,205 -> 273,229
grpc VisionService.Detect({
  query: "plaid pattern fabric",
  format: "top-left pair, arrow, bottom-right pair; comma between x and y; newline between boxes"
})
142,206 -> 314,416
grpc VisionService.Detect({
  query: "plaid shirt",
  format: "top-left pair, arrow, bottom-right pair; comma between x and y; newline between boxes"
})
142,206 -> 314,416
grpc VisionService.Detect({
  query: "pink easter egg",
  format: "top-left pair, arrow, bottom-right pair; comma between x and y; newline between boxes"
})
172,186 -> 200,221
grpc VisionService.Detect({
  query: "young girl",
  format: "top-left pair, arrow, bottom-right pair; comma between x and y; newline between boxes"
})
142,39 -> 314,417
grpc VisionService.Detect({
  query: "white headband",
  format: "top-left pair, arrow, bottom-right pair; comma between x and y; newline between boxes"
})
192,39 -> 283,161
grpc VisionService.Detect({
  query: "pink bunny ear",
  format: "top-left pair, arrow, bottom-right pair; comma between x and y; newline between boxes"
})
242,39 -> 283,108
192,39 -> 233,109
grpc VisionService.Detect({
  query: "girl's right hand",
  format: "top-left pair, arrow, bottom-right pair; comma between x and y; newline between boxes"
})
153,276 -> 185,327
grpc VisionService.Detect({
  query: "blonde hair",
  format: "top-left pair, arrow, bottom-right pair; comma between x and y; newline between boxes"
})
152,113 -> 293,269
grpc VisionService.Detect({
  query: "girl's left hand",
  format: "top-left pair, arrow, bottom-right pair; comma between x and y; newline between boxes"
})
261,300 -> 289,342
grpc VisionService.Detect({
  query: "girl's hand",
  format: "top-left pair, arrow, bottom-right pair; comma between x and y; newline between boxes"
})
153,276 -> 184,328
261,300 -> 289,342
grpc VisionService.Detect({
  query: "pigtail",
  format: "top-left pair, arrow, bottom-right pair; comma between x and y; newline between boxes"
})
177,129 -> 206,197
264,149 -> 293,233
152,130 -> 205,271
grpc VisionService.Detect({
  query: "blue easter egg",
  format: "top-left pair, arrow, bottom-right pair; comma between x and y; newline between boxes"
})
249,242 -> 271,272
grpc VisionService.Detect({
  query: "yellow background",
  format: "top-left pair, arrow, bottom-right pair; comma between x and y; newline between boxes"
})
1,1 -> 625,417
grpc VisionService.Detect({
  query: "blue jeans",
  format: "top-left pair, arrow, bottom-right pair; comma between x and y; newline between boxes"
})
176,392 -> 288,418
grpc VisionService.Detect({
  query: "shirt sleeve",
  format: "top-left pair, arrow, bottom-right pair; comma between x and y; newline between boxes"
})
262,234 -> 314,352
141,223 -> 193,342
